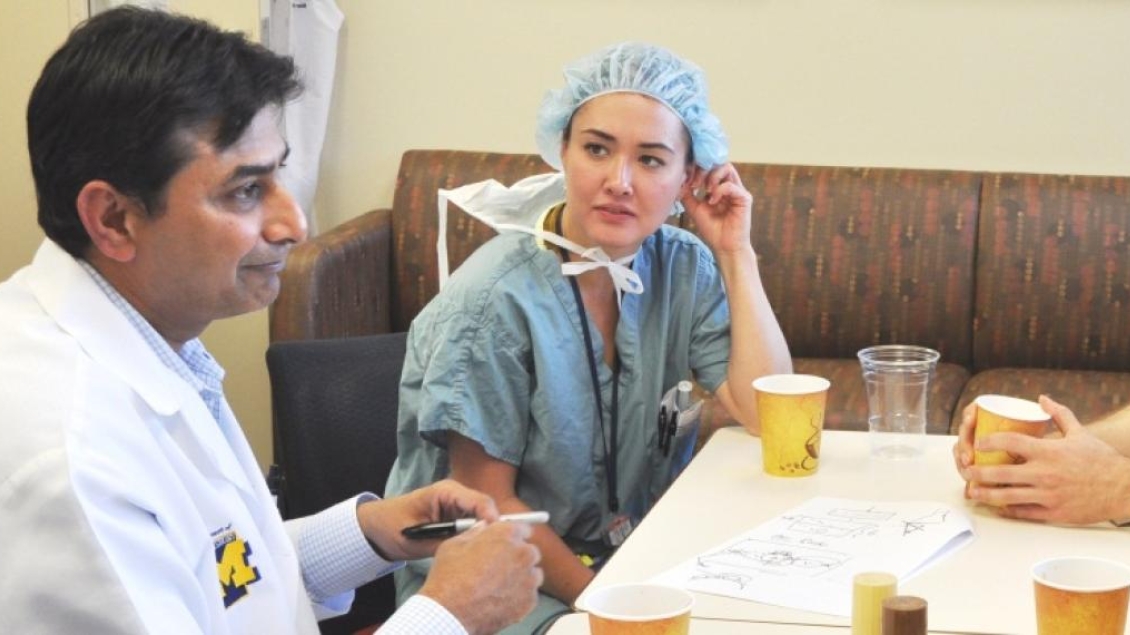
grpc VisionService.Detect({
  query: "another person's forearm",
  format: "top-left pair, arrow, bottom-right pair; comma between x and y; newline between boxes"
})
528,525 -> 593,606
1109,457 -> 1130,521
715,246 -> 792,431
1086,403 -> 1130,457
492,496 -> 593,605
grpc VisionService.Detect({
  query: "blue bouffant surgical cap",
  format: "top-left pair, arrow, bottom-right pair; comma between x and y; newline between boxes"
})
535,42 -> 729,172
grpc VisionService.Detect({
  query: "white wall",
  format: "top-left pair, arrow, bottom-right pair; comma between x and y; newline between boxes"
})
3,1 -> 1129,466
315,0 -> 1130,231
0,4 -> 70,287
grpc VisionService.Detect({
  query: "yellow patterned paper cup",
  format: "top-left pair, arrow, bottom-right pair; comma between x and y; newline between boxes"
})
753,374 -> 831,477
582,584 -> 693,635
1033,556 -> 1130,635
973,394 -> 1050,467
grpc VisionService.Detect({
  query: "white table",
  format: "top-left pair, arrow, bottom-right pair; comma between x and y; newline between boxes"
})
551,428 -> 1128,635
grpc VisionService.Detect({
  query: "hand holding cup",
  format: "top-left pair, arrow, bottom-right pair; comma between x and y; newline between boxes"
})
972,395 -> 1051,467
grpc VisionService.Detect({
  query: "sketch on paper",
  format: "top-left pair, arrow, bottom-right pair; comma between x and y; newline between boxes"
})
697,539 -> 848,580
827,505 -> 896,523
651,497 -> 974,617
902,508 -> 950,536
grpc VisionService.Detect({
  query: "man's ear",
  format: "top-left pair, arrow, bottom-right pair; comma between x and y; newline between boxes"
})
75,180 -> 141,263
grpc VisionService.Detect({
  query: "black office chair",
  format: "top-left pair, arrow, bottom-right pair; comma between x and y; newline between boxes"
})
266,332 -> 408,635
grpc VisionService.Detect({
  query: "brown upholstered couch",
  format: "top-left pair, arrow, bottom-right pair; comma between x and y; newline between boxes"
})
271,149 -> 1130,434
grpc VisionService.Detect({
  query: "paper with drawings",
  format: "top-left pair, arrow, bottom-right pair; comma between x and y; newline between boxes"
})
650,496 -> 974,616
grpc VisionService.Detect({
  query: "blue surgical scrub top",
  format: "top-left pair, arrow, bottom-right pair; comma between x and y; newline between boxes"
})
386,223 -> 732,550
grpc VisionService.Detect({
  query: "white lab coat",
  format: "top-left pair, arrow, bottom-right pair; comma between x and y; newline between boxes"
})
0,241 -> 322,633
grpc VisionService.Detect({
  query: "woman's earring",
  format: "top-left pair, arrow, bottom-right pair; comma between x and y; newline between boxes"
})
670,200 -> 686,217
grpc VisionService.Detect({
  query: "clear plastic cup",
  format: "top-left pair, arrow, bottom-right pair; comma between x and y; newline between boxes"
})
857,345 -> 940,459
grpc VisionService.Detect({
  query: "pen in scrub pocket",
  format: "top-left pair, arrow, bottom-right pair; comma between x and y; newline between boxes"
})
401,511 -> 550,539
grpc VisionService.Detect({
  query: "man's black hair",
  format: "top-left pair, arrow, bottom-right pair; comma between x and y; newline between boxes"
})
27,7 -> 302,257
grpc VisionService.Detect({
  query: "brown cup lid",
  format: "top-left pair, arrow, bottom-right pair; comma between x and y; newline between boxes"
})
881,595 -> 927,635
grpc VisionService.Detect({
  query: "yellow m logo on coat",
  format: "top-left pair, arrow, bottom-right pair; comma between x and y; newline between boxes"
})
216,532 -> 262,607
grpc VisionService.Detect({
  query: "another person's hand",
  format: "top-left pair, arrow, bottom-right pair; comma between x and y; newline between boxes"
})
963,395 -> 1130,525
951,401 -> 978,493
681,163 -> 753,256
419,521 -> 543,635
357,479 -> 500,561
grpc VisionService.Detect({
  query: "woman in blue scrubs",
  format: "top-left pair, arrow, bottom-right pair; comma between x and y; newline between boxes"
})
386,41 -> 792,634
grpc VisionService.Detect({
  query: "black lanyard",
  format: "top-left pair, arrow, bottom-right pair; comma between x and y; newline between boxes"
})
555,210 -> 621,513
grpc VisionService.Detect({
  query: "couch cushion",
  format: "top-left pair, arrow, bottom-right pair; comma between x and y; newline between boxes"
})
974,173 -> 1130,373
685,165 -> 981,367
793,357 -> 969,434
951,368 -> 1130,433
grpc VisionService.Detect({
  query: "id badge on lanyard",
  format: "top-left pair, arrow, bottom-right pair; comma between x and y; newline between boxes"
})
556,208 -> 637,551
604,514 -> 635,548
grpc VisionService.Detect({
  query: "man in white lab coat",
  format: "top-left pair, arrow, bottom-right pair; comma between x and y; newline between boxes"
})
0,7 -> 541,634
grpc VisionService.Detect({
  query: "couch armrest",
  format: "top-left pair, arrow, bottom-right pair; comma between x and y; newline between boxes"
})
270,209 -> 393,342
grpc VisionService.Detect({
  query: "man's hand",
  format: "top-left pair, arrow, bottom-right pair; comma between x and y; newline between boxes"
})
419,521 -> 543,635
962,396 -> 1130,524
356,479 -> 500,561
952,401 -> 978,493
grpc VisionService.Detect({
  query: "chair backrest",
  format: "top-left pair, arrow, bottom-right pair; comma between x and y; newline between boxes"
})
266,332 -> 408,634
266,332 -> 408,518
270,209 -> 394,342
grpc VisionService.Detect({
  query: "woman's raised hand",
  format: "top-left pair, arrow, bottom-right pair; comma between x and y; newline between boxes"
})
680,163 -> 754,256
